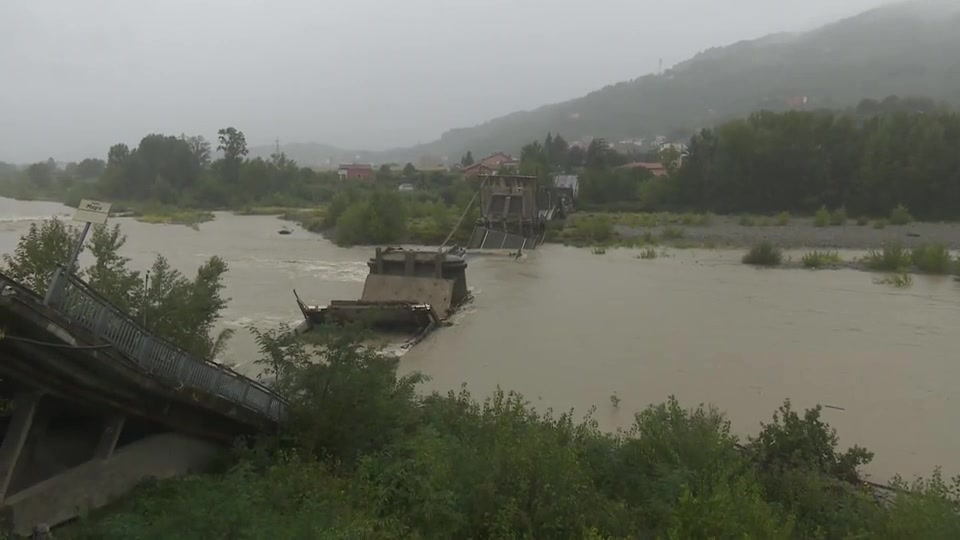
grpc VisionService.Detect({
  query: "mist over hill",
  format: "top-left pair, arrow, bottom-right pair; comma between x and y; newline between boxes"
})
264,0 -> 960,166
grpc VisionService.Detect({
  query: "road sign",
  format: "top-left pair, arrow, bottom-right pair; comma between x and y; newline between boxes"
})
73,199 -> 112,225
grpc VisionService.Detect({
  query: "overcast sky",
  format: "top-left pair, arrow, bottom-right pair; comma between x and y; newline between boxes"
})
1,0 -> 895,163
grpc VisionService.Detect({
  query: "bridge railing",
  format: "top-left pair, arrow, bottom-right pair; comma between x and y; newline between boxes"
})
44,269 -> 285,422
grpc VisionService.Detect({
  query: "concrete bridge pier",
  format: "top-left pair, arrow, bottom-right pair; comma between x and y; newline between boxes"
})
0,391 -> 219,536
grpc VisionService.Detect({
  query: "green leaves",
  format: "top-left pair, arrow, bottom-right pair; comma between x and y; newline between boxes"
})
0,218 -> 80,293
2,218 -> 231,360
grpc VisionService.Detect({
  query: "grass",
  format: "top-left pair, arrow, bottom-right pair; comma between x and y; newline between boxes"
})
911,244 -> 954,274
890,204 -> 914,226
856,216 -> 870,226
739,215 -> 756,227
137,209 -> 215,228
637,247 -> 658,260
775,211 -> 791,226
801,250 -> 842,269
742,242 -> 783,267
813,206 -> 830,227
863,244 -> 911,272
591,247 -> 607,255
873,219 -> 889,230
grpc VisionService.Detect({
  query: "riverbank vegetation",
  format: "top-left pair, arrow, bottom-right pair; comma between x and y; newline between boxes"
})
5,98 -> 960,250
743,242 -> 784,267
0,218 -> 231,359
62,327 -> 960,539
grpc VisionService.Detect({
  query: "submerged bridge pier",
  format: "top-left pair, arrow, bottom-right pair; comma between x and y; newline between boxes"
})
0,269 -> 286,535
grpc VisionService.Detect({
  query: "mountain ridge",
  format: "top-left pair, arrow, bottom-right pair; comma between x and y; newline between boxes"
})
265,0 -> 960,167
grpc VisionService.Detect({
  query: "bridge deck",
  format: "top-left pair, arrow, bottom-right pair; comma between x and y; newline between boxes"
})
0,271 -> 285,440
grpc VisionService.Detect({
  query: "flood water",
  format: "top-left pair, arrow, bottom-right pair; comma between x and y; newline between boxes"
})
1,197 -> 958,482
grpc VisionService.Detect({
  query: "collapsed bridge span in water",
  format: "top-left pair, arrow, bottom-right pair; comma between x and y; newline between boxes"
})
467,174 -> 574,251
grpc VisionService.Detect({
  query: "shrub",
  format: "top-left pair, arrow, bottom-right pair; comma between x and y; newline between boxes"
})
801,250 -> 841,269
856,216 -> 870,226
739,215 -> 756,227
775,211 -> 791,226
890,204 -> 914,225
638,247 -> 658,260
568,215 -> 614,245
830,207 -> 847,226
864,244 -> 911,272
873,219 -> 888,229
742,242 -> 783,266
813,206 -> 830,227
912,244 -> 953,274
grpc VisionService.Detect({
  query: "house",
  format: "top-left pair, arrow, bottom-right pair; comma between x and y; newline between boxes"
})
460,152 -> 519,178
338,163 -> 374,181
619,161 -> 668,177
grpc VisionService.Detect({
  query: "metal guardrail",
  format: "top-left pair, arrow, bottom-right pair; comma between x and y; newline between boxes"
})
39,269 -> 285,422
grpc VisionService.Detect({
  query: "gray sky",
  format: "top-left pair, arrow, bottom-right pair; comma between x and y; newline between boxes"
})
1,0 -> 894,163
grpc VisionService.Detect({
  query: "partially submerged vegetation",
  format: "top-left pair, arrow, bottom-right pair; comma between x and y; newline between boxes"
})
802,250 -> 842,269
743,242 -> 784,266
63,328 -> 960,539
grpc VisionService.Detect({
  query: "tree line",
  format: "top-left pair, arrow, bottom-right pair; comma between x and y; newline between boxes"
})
673,102 -> 960,219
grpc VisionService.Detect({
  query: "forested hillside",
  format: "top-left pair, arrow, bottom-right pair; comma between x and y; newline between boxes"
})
376,0 -> 960,162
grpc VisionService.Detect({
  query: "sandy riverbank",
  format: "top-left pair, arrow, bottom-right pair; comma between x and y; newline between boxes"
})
616,216 -> 960,250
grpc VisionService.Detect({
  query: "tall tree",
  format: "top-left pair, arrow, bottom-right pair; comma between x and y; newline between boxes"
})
460,151 -> 474,167
217,127 -> 248,185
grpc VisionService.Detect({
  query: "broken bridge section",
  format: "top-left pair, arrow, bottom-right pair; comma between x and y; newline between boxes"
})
0,270 -> 286,534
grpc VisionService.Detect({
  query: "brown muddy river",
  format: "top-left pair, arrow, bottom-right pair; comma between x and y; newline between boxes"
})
1,197 -> 958,483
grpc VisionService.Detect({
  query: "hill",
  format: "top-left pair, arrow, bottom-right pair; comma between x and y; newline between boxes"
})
364,0 -> 960,163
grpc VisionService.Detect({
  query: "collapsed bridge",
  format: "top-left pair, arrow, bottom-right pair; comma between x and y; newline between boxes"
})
467,174 -> 576,251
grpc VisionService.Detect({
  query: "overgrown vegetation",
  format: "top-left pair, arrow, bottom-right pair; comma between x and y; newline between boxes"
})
743,242 -> 784,266
802,250 -> 842,269
813,206 -> 830,227
0,218 -> 231,359
64,329 -> 960,539
911,244 -> 954,274
864,244 -> 912,272
890,204 -> 914,226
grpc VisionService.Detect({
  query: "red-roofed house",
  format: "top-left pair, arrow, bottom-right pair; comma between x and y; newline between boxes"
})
461,152 -> 519,178
338,163 -> 374,181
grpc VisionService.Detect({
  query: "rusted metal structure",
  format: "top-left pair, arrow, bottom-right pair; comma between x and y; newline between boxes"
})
296,247 -> 469,338
467,174 -> 572,251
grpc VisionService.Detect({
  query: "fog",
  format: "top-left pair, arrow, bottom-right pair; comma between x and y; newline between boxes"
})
1,0 -> 897,162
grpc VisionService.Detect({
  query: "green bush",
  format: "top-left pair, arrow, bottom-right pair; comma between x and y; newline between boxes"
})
742,242 -> 783,266
739,215 -> 756,226
67,333 -> 960,539
566,215 -> 614,245
775,211 -> 791,226
638,247 -> 658,259
864,244 -> 911,272
890,204 -> 914,225
911,244 -> 953,274
856,216 -> 870,226
802,250 -> 841,269
813,206 -> 830,227
873,219 -> 889,229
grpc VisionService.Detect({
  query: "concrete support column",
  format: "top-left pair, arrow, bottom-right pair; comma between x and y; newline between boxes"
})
0,392 -> 41,503
94,414 -> 125,460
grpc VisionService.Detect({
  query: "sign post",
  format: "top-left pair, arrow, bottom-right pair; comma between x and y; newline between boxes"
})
43,199 -> 112,305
